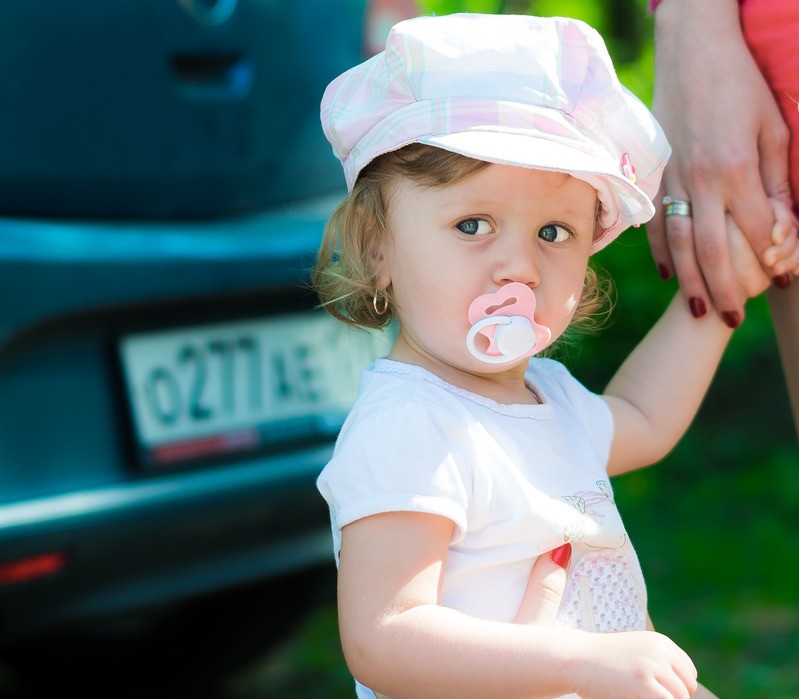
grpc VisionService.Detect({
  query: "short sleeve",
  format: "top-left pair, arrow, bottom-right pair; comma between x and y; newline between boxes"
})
317,397 -> 472,542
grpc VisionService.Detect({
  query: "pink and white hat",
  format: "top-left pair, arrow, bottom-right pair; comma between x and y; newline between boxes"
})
321,13 -> 670,252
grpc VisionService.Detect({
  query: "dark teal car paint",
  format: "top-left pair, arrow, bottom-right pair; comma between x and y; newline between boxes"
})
0,0 -> 371,657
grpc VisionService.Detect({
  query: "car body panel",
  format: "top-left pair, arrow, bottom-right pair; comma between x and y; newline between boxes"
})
0,0 -> 387,648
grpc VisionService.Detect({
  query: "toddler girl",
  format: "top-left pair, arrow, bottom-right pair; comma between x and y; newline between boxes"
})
313,13 -> 797,699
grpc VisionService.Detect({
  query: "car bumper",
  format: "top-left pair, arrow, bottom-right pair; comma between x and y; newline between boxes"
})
0,444 -> 334,642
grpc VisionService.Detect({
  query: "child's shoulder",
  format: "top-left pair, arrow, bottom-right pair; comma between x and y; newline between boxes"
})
527,357 -> 609,415
329,360 -> 476,483
526,356 -> 584,394
526,355 -> 571,379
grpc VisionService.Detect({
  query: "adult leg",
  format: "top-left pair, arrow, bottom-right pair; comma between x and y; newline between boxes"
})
768,285 -> 799,436
742,0 -> 799,438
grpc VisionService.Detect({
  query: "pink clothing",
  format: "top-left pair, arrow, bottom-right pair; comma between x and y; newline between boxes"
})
740,0 -> 799,204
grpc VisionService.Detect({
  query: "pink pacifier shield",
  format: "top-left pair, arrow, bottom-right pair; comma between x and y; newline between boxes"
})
466,282 -> 551,364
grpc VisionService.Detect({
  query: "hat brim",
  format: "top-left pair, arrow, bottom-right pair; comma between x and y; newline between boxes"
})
419,129 -> 655,252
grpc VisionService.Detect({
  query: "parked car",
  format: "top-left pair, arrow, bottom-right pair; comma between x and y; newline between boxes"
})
0,0 -> 403,691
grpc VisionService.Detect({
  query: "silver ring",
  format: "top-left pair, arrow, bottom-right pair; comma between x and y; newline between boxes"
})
662,196 -> 692,217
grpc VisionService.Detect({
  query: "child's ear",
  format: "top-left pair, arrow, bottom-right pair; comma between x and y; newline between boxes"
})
371,242 -> 392,290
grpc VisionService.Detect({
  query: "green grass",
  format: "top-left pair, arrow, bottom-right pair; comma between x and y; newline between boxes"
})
223,607 -> 353,699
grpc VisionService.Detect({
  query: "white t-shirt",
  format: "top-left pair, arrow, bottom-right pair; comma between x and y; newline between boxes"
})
317,357 -> 647,698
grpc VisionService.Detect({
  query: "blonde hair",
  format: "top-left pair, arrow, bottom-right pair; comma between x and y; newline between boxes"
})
312,144 -> 611,342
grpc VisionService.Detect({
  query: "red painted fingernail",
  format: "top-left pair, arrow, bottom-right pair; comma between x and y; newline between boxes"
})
550,543 -> 572,570
689,297 -> 707,318
721,311 -> 741,329
657,263 -> 671,280
773,274 -> 792,289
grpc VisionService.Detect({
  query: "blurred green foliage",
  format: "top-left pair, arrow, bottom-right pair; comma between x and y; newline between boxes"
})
251,1 -> 798,697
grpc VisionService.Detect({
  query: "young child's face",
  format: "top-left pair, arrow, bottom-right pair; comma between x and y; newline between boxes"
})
377,163 -> 597,375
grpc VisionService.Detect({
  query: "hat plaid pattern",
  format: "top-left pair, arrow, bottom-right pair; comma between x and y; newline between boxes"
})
322,13 -> 670,251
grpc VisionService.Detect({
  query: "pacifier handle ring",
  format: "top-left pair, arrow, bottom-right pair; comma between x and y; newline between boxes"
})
466,316 -> 519,364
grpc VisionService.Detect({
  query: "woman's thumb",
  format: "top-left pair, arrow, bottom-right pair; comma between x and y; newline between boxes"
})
514,543 -> 571,625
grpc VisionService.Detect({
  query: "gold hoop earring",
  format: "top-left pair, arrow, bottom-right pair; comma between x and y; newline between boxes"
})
372,289 -> 389,316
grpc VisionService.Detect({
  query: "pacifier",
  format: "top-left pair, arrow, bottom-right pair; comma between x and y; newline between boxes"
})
466,282 -> 551,364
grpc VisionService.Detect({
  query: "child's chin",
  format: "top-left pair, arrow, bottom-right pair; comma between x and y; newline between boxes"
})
464,355 -> 532,373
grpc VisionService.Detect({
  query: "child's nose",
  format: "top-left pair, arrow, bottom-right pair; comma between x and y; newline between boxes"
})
494,235 -> 541,287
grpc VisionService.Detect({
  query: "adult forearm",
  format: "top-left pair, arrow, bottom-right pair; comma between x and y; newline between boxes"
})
653,0 -> 741,39
694,683 -> 721,699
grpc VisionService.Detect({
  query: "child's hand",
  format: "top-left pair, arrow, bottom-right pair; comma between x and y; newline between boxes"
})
732,197 -> 799,300
574,630 -> 698,699
762,196 -> 799,278
515,547 -> 700,698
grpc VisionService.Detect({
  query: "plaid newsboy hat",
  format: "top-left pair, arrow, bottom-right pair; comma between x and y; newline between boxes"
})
321,12 -> 670,251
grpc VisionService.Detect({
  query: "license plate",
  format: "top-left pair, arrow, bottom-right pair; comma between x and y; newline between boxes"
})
118,313 -> 391,466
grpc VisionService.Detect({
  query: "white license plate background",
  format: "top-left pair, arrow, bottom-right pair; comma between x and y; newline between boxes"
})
119,313 -> 391,461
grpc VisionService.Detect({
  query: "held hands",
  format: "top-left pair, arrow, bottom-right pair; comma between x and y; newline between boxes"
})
648,0 -> 799,324
515,545 -> 700,699
729,197 -> 799,301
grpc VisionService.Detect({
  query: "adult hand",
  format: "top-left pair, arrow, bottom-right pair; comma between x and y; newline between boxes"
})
514,543 -> 571,624
648,0 -> 794,326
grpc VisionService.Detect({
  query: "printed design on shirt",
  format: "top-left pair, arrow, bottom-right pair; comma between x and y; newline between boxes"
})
561,495 -> 586,513
557,480 -> 644,633
596,479 -> 614,504
560,480 -> 625,550
558,553 -> 646,632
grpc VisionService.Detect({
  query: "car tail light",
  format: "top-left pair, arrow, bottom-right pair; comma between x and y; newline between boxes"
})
0,552 -> 66,586
364,0 -> 422,55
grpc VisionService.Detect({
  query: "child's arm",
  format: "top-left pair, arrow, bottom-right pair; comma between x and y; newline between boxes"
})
339,510 -> 698,699
604,201 -> 796,476
602,295 -> 733,475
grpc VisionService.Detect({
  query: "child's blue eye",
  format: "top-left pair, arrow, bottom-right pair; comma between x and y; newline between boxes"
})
456,218 -> 492,236
539,224 -> 570,243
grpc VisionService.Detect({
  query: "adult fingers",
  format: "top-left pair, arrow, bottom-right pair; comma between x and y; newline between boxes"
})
689,193 -> 746,326
647,182 -> 676,281
758,121 -> 796,281
723,146 -> 778,267
660,183 -> 714,320
513,543 -> 571,625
